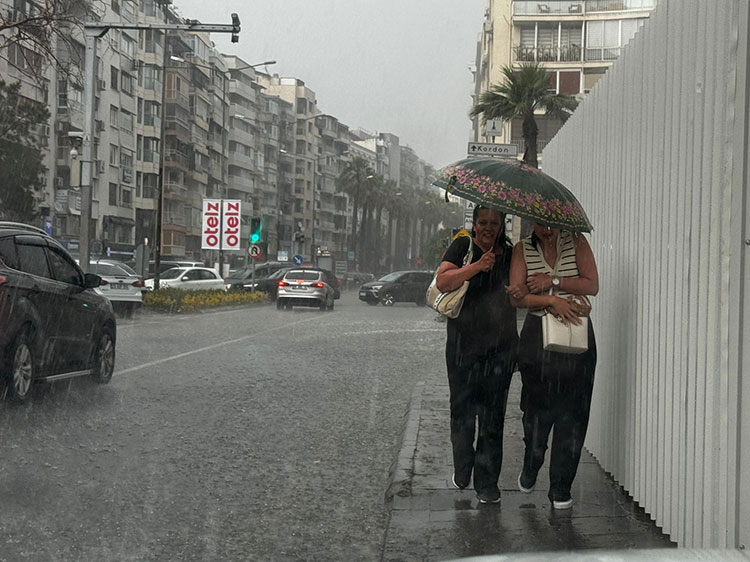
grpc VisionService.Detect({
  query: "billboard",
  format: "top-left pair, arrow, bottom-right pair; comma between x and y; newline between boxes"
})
201,199 -> 242,251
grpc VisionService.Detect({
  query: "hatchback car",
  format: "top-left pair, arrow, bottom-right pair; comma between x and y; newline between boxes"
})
0,222 -> 117,403
276,269 -> 335,311
358,270 -> 434,306
144,267 -> 225,291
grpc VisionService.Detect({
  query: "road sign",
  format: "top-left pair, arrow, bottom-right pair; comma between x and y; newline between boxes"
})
464,210 -> 473,230
484,119 -> 503,137
292,254 -> 304,266
467,142 -> 518,158
248,244 -> 263,260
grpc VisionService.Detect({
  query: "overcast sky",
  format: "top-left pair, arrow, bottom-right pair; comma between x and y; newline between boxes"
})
175,0 -> 486,169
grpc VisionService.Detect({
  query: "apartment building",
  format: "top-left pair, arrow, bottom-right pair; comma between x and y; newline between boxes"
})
472,0 -> 657,151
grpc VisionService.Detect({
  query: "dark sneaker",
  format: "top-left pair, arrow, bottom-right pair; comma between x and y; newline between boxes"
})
451,473 -> 470,490
518,471 -> 536,493
476,490 -> 501,504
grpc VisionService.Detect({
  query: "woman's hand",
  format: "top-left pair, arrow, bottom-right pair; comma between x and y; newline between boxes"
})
505,282 -> 528,301
548,296 -> 582,325
474,248 -> 496,272
526,272 -> 552,293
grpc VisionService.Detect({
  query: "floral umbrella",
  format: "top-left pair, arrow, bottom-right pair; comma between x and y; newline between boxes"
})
432,157 -> 593,232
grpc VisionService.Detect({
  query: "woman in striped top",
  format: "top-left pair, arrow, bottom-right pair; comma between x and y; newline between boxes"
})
506,224 -> 599,510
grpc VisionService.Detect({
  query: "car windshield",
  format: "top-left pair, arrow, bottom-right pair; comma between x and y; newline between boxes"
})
377,272 -> 403,282
114,262 -> 138,276
160,268 -> 186,280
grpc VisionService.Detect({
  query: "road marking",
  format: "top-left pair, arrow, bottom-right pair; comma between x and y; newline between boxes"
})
114,316 -> 321,376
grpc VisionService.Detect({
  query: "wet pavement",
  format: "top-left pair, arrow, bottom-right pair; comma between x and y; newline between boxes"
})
383,373 -> 678,561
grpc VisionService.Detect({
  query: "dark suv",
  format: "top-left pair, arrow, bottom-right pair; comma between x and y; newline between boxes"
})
0,222 -> 117,402
358,270 -> 434,306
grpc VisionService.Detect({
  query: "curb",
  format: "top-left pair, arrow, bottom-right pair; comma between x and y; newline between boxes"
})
384,381 -> 424,503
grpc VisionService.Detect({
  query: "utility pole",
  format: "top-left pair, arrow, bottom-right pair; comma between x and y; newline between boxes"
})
79,14 -> 241,275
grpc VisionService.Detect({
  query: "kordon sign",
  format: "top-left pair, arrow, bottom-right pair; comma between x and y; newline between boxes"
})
202,199 -> 242,251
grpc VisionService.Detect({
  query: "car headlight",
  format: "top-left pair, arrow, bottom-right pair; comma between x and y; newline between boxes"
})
371,284 -> 383,291
224,283 -> 233,290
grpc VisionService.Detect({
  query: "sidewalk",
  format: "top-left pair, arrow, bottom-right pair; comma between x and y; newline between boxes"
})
382,374 -> 677,562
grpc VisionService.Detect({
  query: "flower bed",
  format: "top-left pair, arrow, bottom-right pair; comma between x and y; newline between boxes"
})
143,288 -> 268,313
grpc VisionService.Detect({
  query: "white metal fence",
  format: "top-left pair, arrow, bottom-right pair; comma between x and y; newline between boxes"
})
541,0 -> 750,548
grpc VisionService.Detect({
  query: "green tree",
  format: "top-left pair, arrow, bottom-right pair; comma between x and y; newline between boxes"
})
0,80 -> 50,222
337,156 -> 375,266
470,63 -> 578,168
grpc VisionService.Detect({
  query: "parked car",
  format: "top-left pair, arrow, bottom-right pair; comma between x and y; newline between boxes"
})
0,222 -> 117,403
144,267 -> 225,291
76,259 -> 144,316
225,266 -> 294,300
358,270 -> 434,306
126,259 -> 203,279
223,261 -> 290,292
276,269 -> 336,311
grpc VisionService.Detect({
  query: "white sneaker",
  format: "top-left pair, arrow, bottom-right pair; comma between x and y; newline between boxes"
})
552,498 -> 574,510
451,473 -> 468,490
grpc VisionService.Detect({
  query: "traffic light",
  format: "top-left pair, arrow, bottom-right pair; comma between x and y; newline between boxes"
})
250,217 -> 262,244
231,13 -> 241,43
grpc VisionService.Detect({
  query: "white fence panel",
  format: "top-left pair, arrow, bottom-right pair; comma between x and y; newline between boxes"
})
541,0 -> 749,548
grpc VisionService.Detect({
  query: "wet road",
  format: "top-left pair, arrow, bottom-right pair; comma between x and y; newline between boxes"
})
0,292 -> 446,561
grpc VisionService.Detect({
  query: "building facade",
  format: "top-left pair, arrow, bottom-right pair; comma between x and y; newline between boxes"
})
472,0 -> 657,151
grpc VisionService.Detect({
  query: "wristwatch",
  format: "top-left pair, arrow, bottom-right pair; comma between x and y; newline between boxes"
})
551,276 -> 561,288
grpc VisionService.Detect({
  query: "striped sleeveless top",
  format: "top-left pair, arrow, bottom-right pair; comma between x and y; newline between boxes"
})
522,230 -> 579,317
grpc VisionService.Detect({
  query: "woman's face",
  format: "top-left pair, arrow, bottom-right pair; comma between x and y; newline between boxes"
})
473,209 -> 503,248
533,223 -> 560,242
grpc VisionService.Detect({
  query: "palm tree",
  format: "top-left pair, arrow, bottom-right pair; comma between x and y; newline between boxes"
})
470,63 -> 578,168
337,156 -> 375,265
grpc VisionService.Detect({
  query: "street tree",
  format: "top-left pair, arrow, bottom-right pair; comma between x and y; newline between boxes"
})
337,156 -> 375,266
0,79 -> 50,222
470,63 -> 578,168
1,0 -> 102,82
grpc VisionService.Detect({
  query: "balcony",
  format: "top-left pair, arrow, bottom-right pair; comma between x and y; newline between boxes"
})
165,149 -> 190,170
585,0 -> 654,12
514,1 -> 584,15
514,44 -> 582,62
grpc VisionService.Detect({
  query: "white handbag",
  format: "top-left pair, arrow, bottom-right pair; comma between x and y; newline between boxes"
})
542,313 -> 588,354
425,239 -> 473,319
542,292 -> 590,354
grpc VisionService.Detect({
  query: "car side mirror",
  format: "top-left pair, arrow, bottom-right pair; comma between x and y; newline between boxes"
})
180,276 -> 187,282
83,273 -> 102,289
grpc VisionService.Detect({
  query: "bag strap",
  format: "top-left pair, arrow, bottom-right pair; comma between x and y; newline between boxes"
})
461,238 -> 473,267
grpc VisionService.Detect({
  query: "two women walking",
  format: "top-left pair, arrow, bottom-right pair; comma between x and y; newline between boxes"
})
437,208 -> 599,509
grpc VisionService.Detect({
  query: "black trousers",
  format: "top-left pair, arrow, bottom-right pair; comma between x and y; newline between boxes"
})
446,348 -> 515,495
518,314 -> 597,502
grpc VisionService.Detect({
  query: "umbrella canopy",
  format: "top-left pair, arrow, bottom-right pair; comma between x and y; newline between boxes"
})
432,157 -> 593,232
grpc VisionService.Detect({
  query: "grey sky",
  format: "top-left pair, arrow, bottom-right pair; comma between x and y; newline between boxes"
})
175,0 -> 486,169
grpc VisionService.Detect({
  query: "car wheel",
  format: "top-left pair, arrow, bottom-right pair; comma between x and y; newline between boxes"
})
276,298 -> 284,310
366,300 -> 379,306
381,292 -> 395,306
6,331 -> 34,403
327,300 -> 335,311
91,328 -> 115,384
319,299 -> 327,311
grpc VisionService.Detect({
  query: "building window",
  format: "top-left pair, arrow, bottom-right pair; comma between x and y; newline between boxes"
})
121,72 -> 134,95
110,105 -> 119,127
7,43 -> 42,75
110,66 -> 119,90
109,144 -> 119,166
121,111 -> 134,132
109,183 -> 119,206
